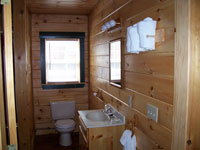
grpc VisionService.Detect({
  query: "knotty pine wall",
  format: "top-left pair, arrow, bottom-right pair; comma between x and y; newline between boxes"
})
31,14 -> 89,135
89,0 -> 174,149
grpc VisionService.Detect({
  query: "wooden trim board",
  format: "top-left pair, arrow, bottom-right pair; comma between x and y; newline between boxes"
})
3,1 -> 18,147
0,14 -> 7,150
13,0 -> 35,149
173,0 -> 200,149
172,0 -> 190,149
186,0 -> 200,149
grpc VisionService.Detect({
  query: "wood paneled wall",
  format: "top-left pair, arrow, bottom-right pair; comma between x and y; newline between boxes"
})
27,0 -> 99,14
31,14 -> 89,135
89,0 -> 174,149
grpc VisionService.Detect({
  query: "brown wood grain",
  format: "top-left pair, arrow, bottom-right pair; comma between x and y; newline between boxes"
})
90,92 -> 171,150
35,103 -> 88,135
84,95 -> 127,150
124,54 -> 174,78
173,0 -> 200,150
90,0 -> 174,36
93,85 -> 173,130
31,14 -> 89,135
32,14 -> 88,24
13,0 -> 35,149
125,72 -> 174,104
88,125 -> 124,150
187,0 -> 200,149
27,0 -> 99,14
3,1 -> 18,147
172,0 -> 190,149
89,0 -> 174,149
0,13 -> 7,150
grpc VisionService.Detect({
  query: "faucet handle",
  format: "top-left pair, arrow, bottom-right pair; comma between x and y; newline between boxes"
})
104,104 -> 110,111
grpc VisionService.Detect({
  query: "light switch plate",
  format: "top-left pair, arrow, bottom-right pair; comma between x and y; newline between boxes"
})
147,104 -> 158,123
128,95 -> 132,107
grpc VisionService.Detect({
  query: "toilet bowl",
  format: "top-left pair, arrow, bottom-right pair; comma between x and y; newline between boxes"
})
50,101 -> 76,146
55,119 -> 75,146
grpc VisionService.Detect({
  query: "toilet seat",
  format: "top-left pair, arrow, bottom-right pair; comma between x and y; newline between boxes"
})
55,119 -> 75,129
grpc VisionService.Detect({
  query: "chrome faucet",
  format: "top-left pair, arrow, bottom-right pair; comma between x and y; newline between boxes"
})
104,104 -> 113,116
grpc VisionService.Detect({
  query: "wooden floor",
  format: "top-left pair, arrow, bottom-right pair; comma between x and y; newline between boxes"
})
35,133 -> 79,150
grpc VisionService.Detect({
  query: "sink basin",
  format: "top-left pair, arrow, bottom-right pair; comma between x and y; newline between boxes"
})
86,111 -> 110,122
78,105 -> 125,128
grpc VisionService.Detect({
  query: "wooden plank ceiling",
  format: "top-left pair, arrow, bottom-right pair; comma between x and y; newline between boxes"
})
27,0 -> 99,14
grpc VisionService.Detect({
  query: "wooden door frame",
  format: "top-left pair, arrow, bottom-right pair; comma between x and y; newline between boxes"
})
173,0 -> 200,149
3,1 -> 18,148
0,13 -> 7,150
172,0 -> 190,149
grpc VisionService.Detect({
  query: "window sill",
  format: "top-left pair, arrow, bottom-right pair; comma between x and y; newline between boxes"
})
42,83 -> 85,89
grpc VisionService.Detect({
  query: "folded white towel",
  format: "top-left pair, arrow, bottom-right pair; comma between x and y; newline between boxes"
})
120,130 -> 132,146
120,130 -> 136,150
126,26 -> 132,53
132,24 -> 146,53
137,17 -> 157,50
127,135 -> 136,150
127,25 -> 145,54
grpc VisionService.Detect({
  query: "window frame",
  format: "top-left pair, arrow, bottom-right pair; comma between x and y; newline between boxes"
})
40,32 -> 85,89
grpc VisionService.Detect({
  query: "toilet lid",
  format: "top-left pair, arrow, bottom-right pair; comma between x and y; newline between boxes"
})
55,119 -> 75,128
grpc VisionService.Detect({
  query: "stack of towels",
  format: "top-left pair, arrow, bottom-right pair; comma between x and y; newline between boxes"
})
127,17 -> 157,54
120,130 -> 136,150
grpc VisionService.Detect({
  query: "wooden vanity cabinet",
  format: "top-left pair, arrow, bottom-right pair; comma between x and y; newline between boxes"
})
79,116 -> 125,150
79,116 -> 89,150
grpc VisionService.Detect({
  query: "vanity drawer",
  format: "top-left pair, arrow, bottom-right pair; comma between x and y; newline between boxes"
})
79,116 -> 88,146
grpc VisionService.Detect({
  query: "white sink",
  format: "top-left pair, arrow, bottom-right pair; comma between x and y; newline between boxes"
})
78,104 -> 126,128
86,110 -> 110,122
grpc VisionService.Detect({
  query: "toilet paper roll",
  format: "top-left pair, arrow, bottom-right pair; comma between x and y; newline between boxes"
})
109,20 -> 116,27
102,25 -> 107,31
105,22 -> 112,29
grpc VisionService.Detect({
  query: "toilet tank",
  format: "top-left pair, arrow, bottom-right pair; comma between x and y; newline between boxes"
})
50,101 -> 75,120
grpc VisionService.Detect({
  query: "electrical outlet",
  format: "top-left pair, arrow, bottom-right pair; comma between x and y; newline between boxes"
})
128,95 -> 132,107
147,104 -> 158,123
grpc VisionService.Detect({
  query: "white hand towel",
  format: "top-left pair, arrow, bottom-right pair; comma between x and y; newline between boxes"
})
137,17 -> 157,50
120,130 -> 136,150
127,135 -> 136,150
127,25 -> 145,54
126,26 -> 132,53
120,130 -> 132,146
131,24 -> 146,53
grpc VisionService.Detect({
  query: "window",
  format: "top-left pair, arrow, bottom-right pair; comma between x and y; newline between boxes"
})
45,39 -> 80,83
40,32 -> 85,89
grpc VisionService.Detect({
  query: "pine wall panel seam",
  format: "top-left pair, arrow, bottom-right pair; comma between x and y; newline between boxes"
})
90,92 -> 172,150
89,0 -> 174,149
89,75 -> 173,129
90,70 -> 174,105
31,14 -> 89,135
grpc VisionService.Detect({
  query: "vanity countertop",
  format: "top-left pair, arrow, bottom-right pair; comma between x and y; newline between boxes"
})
78,107 -> 125,128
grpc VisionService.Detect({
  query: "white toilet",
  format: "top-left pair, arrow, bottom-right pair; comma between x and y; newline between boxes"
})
50,101 -> 76,146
